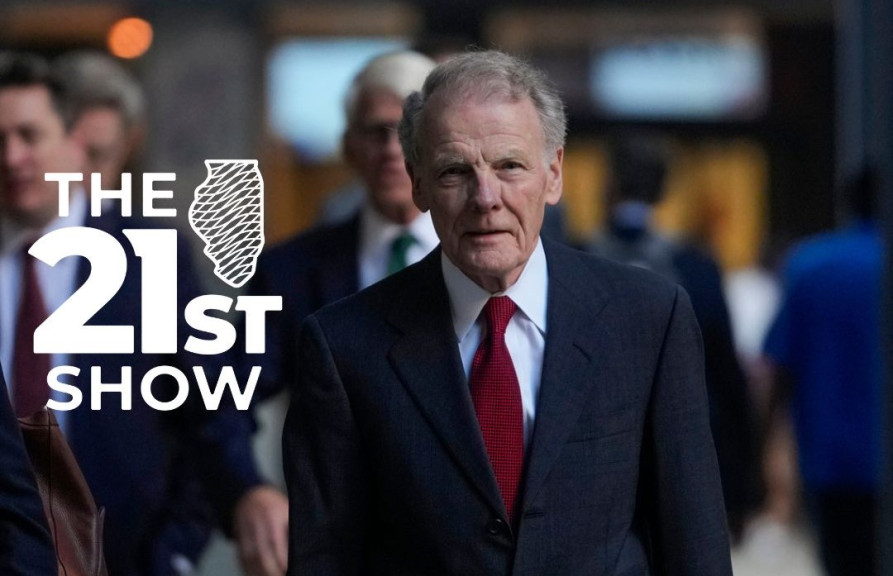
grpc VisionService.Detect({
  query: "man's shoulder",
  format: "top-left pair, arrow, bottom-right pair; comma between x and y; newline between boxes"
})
545,239 -> 680,304
783,225 -> 879,282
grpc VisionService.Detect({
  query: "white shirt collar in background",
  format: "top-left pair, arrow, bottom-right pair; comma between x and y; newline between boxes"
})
358,202 -> 438,289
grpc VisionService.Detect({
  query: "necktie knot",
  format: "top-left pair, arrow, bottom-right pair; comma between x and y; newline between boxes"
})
484,296 -> 516,336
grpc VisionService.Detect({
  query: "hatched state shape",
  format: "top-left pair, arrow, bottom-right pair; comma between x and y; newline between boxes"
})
189,160 -> 265,288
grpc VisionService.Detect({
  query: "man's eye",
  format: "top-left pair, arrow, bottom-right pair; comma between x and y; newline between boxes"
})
437,166 -> 465,179
501,161 -> 524,171
20,128 -> 39,145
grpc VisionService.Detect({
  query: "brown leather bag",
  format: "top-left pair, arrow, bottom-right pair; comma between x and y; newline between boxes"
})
19,410 -> 108,576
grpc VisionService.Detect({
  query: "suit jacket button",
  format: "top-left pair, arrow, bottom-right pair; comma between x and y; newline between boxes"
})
486,518 -> 507,535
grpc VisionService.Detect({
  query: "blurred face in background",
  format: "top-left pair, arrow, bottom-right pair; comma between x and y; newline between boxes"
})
73,105 -> 133,190
0,84 -> 83,229
344,87 -> 419,225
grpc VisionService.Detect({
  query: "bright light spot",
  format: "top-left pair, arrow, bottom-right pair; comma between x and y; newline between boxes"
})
107,17 -> 153,60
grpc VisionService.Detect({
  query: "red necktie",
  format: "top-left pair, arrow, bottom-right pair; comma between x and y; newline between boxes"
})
469,296 -> 524,525
13,241 -> 50,417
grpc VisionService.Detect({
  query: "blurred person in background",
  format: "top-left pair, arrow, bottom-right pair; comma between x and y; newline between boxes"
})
0,49 -> 210,576
243,49 -> 438,576
0,50 -> 278,576
762,165 -> 882,576
52,50 -> 146,191
583,133 -> 763,540
249,50 -> 438,401
51,49 -> 292,576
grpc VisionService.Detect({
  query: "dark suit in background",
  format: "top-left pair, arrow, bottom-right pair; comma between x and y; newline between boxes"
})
0,366 -> 56,576
249,216 -> 358,402
65,211 -> 261,576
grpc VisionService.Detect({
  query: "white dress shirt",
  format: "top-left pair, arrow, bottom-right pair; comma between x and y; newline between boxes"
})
441,239 -> 548,449
0,189 -> 87,428
358,203 -> 439,289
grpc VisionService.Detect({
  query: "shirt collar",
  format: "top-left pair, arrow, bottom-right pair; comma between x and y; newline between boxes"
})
359,202 -> 439,254
1,187 -> 88,255
441,238 -> 548,342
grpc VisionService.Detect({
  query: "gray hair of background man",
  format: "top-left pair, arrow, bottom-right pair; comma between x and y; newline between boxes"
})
343,50 -> 436,125
399,50 -> 567,168
52,50 -> 145,129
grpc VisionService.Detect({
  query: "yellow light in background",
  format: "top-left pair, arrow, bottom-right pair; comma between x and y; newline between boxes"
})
107,17 -> 153,59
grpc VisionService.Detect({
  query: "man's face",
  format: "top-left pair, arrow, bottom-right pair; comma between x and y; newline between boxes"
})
411,93 -> 563,292
344,88 -> 417,224
73,106 -> 132,190
0,85 -> 82,228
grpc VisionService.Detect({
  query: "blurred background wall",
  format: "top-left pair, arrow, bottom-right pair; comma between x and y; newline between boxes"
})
0,0 -> 850,264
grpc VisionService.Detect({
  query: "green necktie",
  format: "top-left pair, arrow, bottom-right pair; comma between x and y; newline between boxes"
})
387,232 -> 416,275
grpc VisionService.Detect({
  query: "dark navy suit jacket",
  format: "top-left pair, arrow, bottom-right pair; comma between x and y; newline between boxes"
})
63,211 -> 261,576
0,366 -> 56,575
284,241 -> 732,575
248,216 -> 360,401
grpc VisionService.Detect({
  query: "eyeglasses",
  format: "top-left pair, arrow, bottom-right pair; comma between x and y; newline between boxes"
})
352,122 -> 400,143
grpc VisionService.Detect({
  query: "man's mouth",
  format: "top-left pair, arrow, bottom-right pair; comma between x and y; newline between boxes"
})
465,230 -> 507,239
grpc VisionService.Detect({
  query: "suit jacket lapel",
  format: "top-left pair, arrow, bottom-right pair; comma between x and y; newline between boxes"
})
386,250 -> 505,515
521,242 -> 613,513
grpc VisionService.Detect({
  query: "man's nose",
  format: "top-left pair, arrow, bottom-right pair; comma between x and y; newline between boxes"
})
469,169 -> 501,211
1,136 -> 27,169
381,128 -> 403,157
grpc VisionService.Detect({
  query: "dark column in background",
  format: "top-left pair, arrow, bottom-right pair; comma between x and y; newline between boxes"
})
137,1 -> 262,294
872,0 -> 893,571
839,0 -> 892,571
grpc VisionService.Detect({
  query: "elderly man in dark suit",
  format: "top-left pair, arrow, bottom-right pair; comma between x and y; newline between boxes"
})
284,50 -> 732,575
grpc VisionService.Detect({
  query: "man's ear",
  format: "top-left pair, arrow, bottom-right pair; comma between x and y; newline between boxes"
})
126,124 -> 145,157
65,121 -> 87,172
408,162 -> 429,212
544,147 -> 563,206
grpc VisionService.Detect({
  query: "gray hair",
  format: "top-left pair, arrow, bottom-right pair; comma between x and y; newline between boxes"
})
52,50 -> 145,128
399,50 -> 566,168
343,50 -> 436,125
